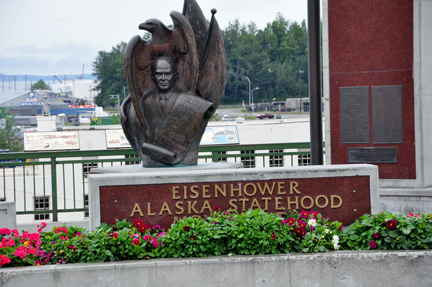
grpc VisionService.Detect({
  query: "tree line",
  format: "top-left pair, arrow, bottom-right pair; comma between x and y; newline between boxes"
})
93,13 -> 309,107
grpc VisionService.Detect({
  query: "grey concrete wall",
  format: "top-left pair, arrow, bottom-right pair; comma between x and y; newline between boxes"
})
0,202 -> 16,229
1,250 -> 431,287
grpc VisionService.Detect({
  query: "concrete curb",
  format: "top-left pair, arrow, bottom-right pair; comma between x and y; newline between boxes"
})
1,250 -> 431,286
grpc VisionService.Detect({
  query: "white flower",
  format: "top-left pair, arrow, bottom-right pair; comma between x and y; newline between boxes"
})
332,235 -> 340,250
324,228 -> 329,234
332,234 -> 339,244
308,218 -> 317,227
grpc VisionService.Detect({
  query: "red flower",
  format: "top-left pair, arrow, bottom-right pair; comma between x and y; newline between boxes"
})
297,219 -> 306,229
294,227 -> 306,238
373,231 -> 379,239
300,210 -> 309,219
214,205 -> 220,212
386,219 -> 398,230
183,226 -> 190,232
133,218 -> 144,228
112,233 -> 119,239
285,217 -> 296,226
271,232 -> 277,240
369,240 -> 377,249
132,238 -> 140,245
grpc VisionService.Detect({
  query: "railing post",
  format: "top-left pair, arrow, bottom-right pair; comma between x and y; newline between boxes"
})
51,157 -> 58,222
212,151 -> 219,163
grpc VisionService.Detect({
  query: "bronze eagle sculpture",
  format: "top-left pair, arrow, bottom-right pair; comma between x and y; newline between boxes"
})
121,0 -> 226,167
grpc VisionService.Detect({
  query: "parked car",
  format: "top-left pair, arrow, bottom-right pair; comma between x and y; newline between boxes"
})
256,113 -> 275,119
221,115 -> 234,121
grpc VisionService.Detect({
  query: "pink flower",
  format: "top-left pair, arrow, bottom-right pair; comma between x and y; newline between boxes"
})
151,237 -> 160,248
73,232 -> 82,237
373,231 -> 379,239
0,255 -> 11,266
271,232 -> 277,240
143,235 -> 152,242
132,238 -> 140,245
54,227 -> 68,234
27,248 -> 38,255
13,246 -> 28,258
0,228 -> 11,236
112,233 -> 119,239
369,240 -> 377,249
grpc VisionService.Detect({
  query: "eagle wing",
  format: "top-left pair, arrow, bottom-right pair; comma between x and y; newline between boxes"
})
182,0 -> 226,111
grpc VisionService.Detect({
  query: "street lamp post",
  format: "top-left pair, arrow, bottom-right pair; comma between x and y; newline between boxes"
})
245,76 -> 251,109
251,87 -> 259,112
299,70 -> 304,112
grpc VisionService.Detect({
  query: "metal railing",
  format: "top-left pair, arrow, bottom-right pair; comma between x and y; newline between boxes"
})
0,143 -> 320,222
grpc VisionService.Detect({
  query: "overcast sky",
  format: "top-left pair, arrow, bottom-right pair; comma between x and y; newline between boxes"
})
0,0 -> 310,76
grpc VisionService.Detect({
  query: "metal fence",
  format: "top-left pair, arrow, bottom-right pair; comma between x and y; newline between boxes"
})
0,143 -> 319,223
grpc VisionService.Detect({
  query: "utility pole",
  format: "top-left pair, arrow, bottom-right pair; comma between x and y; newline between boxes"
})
308,0 -> 324,165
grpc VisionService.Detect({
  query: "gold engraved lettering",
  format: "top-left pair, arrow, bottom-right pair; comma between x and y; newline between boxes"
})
202,185 -> 210,198
230,183 -> 242,197
257,182 -> 275,196
159,202 -> 172,215
172,186 -> 180,199
188,201 -> 200,214
190,185 -> 199,199
277,181 -> 286,194
301,196 -> 314,209
290,181 -> 301,195
175,201 -> 184,214
130,203 -> 144,217
243,183 -> 257,196
262,197 -> 271,210
229,199 -> 238,211
215,184 -> 226,198
275,197 -> 284,211
250,198 -> 261,209
238,198 -> 248,211
147,203 -> 156,216
183,186 -> 188,199
331,195 -> 343,208
287,196 -> 299,209
315,195 -> 329,209
200,200 -> 212,213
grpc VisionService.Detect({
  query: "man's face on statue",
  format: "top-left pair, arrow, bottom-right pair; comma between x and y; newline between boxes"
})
153,59 -> 175,91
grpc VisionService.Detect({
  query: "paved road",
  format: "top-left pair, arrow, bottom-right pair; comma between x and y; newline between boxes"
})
215,107 -> 310,120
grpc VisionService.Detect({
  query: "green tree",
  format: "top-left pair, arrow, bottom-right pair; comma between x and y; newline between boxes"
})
0,110 -> 24,152
92,42 -> 127,107
31,79 -> 50,91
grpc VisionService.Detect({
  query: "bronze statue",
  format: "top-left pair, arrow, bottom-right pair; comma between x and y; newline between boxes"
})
121,0 -> 226,167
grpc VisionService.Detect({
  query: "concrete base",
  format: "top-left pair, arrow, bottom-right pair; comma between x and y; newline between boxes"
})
1,250 -> 431,287
0,202 -> 16,229
90,162 -> 244,174
380,188 -> 432,214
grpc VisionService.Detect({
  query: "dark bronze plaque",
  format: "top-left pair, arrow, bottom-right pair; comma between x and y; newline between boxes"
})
372,86 -> 403,144
348,147 -> 398,163
340,86 -> 370,143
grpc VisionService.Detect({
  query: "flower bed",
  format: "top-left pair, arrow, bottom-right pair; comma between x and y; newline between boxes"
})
1,209 -> 432,268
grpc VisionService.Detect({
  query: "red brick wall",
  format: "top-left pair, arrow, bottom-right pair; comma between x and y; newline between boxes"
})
328,0 -> 415,179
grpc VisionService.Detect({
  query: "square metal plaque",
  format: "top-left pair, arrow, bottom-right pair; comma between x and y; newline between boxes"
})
372,85 -> 403,144
348,147 -> 398,163
340,86 -> 370,143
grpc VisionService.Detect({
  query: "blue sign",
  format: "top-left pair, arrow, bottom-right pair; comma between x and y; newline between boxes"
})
20,102 -> 42,106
